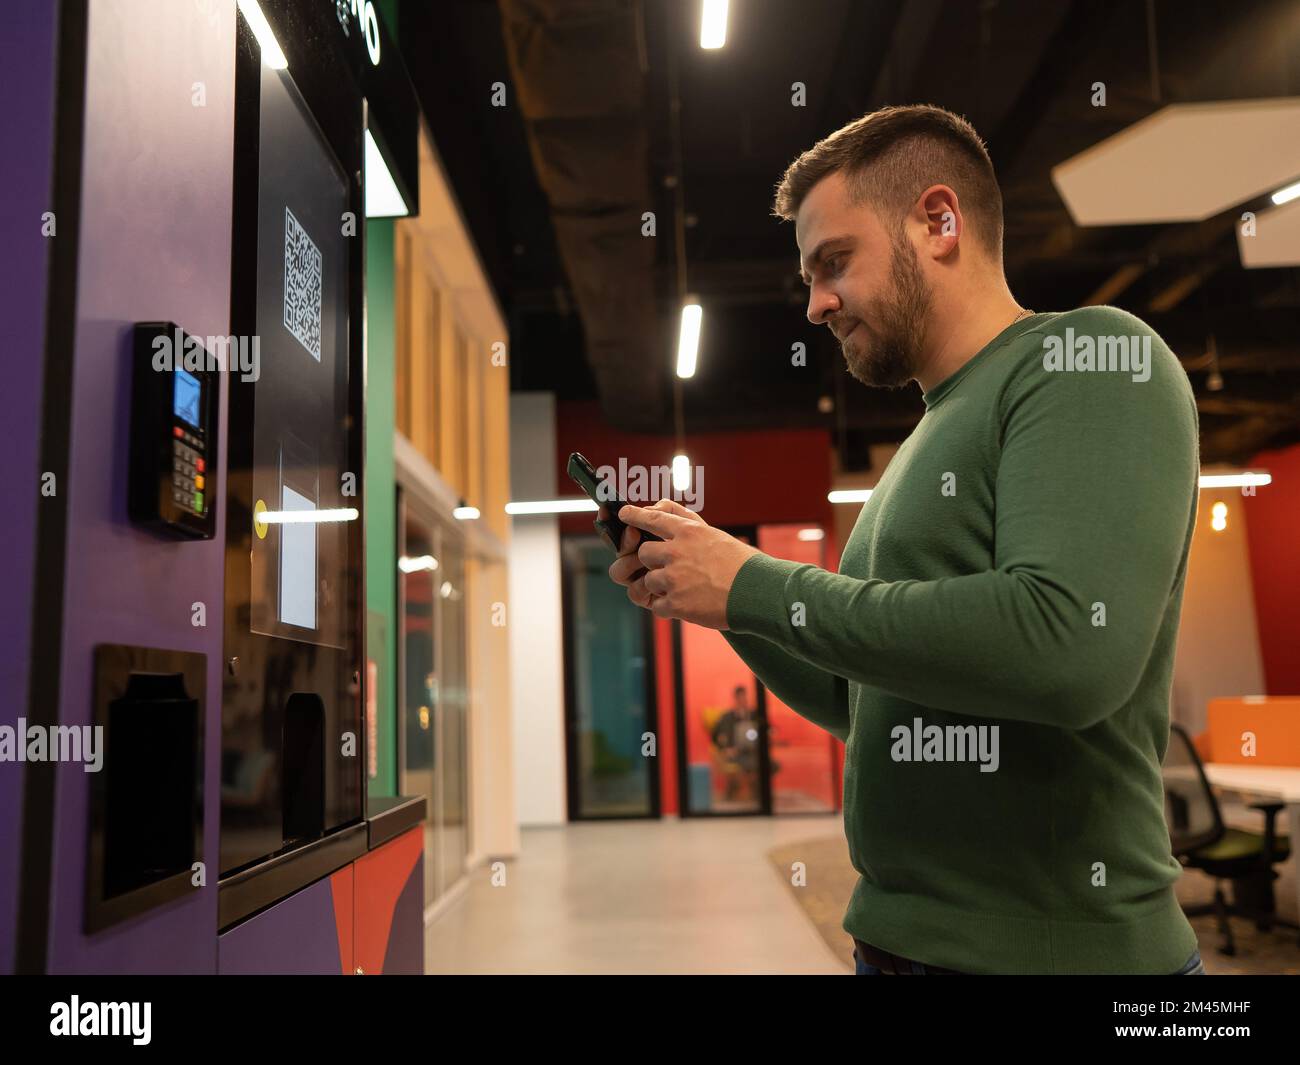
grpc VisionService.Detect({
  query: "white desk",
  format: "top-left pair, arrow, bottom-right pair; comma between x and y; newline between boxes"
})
1201,763 -> 1300,922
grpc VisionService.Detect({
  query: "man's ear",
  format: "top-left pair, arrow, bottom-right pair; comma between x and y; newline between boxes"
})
918,184 -> 962,260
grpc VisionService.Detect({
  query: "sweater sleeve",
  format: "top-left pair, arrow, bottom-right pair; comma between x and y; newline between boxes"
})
721,631 -> 849,741
725,309 -> 1199,731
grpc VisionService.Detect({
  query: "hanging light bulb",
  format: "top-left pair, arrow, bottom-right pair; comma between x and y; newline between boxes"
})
1206,334 -> 1224,392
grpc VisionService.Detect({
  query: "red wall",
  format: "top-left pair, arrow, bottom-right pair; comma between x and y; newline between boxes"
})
1244,442 -> 1300,695
758,525 -> 841,811
552,400 -> 836,535
653,616 -> 678,815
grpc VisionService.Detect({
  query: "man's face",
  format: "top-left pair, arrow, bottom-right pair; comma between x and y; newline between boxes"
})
796,170 -> 933,388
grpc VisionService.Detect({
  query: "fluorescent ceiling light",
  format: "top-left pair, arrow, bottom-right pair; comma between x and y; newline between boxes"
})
398,554 -> 439,573
452,506 -> 480,520
1271,180 -> 1300,206
1199,472 -> 1272,489
1052,99 -> 1300,225
506,498 -> 599,515
796,528 -> 825,541
237,0 -> 288,70
258,507 -> 358,524
700,0 -> 728,49
1238,194 -> 1300,268
830,476 -> 1269,502
677,302 -> 702,379
672,454 -> 691,491
365,129 -> 409,217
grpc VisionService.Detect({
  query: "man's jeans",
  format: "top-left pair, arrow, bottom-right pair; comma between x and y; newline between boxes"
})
853,947 -> 1206,975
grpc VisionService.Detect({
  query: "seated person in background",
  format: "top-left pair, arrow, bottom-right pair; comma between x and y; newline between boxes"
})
711,686 -> 760,801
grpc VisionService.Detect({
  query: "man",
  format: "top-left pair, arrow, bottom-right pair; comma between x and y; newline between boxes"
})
711,686 -> 756,765
711,685 -> 761,802
606,105 -> 1204,975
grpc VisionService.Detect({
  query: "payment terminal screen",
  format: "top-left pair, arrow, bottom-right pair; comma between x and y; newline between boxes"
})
174,369 -> 201,428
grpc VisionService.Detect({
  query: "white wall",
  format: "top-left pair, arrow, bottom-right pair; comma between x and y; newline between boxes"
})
508,394 -> 568,826
468,554 -> 519,863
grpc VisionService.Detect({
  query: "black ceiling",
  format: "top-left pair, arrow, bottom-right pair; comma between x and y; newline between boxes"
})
400,0 -> 1300,469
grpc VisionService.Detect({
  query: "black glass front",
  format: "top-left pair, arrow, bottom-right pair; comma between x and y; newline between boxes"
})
220,13 -> 364,879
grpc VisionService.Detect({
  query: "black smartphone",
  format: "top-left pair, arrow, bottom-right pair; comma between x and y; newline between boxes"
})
566,451 -> 663,555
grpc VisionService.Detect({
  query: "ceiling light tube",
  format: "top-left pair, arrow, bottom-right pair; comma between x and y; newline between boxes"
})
1270,180 -> 1300,206
672,454 -> 691,492
505,498 -> 599,515
1199,472 -> 1272,489
828,489 -> 873,504
398,555 -> 439,573
677,302 -> 702,379
258,507 -> 358,524
700,0 -> 728,49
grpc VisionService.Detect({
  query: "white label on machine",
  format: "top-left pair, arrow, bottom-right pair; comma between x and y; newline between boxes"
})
279,484 -> 317,630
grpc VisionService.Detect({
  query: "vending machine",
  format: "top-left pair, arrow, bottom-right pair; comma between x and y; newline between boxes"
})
8,0 -> 424,975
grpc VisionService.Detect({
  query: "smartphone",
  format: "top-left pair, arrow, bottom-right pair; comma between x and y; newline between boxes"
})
566,451 -> 663,555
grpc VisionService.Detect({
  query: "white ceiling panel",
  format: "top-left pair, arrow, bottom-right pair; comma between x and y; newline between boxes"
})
1052,98 -> 1300,226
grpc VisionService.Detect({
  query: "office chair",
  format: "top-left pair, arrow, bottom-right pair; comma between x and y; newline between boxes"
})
1163,723 -> 1297,955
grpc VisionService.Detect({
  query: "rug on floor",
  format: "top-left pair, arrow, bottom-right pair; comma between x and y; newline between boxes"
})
767,834 -> 1300,974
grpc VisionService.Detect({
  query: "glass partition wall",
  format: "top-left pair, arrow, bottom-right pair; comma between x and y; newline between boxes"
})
559,523 -> 839,821
398,488 -> 471,907
561,536 -> 660,819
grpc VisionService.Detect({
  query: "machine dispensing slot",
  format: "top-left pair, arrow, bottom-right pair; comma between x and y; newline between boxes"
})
87,645 -> 204,934
282,693 -> 325,844
104,673 -> 198,896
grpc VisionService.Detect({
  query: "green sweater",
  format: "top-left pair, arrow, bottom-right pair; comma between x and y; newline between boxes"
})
723,306 -> 1201,974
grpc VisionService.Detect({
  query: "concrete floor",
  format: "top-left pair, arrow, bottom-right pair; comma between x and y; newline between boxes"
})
424,816 -> 849,974
425,811 -> 1300,974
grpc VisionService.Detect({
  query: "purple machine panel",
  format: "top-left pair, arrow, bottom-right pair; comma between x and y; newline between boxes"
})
217,876 -> 346,975
0,3 -> 60,976
43,0 -> 236,973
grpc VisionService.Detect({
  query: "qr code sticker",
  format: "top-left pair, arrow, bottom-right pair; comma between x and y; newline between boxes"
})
283,206 -> 322,361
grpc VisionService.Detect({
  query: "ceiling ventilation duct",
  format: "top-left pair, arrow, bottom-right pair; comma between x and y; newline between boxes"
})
499,0 -> 666,428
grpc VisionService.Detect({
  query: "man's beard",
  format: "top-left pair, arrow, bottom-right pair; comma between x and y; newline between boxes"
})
839,233 -> 932,388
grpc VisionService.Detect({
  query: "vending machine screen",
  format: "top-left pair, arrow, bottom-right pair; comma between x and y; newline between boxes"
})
174,369 -> 201,427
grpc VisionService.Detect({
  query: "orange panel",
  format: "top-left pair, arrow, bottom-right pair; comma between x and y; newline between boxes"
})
331,865 -> 354,975
1206,697 -> 1300,766
353,828 -> 422,975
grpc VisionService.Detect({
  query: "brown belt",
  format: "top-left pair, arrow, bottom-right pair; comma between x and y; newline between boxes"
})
852,937 -> 964,975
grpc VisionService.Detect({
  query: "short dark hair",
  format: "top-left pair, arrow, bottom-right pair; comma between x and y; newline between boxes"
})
772,104 -> 1004,258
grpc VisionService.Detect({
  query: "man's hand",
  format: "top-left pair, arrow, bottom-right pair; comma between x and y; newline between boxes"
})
605,498 -> 759,629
